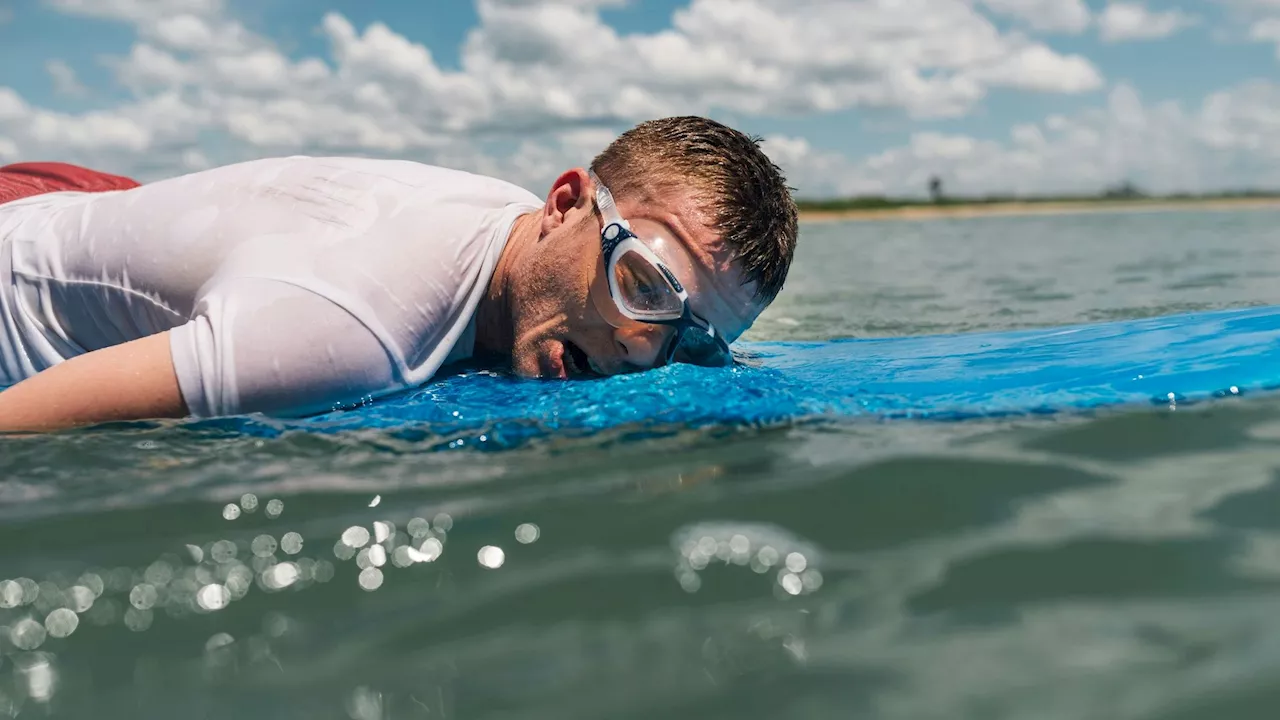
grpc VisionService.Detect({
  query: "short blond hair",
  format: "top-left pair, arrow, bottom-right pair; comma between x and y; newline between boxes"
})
591,116 -> 798,303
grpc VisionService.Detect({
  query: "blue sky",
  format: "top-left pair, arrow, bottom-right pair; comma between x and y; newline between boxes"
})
1,0 -> 1278,198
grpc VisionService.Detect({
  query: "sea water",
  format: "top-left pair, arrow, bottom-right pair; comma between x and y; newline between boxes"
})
3,208 -> 1280,719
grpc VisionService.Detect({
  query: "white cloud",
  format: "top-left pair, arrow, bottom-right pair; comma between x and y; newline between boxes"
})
0,88 -> 30,121
148,13 -> 249,53
1098,3 -> 1199,42
45,60 -> 88,97
965,45 -> 1103,93
43,0 -> 222,22
1252,17 -> 1280,56
2,0 -> 1109,185
979,0 -> 1092,33
766,82 -> 1280,199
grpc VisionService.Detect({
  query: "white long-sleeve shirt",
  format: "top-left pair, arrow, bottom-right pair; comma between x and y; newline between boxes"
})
0,156 -> 542,418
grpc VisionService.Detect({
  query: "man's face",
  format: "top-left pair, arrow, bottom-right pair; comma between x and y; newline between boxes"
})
506,169 -> 762,379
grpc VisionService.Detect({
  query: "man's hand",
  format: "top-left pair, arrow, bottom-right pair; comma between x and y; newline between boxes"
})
0,331 -> 188,433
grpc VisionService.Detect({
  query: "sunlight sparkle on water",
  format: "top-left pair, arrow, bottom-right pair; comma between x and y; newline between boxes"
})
413,537 -> 444,563
0,580 -> 23,608
515,523 -> 540,544
129,584 -> 157,610
478,546 -> 505,569
342,526 -> 371,548
358,567 -> 383,591
65,585 -> 94,613
44,607 -> 79,639
10,618 -> 46,650
196,584 -> 231,611
123,607 -> 153,632
263,562 -> 301,590
252,534 -> 278,557
15,653 -> 56,702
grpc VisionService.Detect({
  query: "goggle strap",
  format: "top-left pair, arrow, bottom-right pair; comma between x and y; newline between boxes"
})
588,169 -> 627,230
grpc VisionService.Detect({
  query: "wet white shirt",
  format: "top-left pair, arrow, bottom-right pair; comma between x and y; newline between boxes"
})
0,156 -> 542,418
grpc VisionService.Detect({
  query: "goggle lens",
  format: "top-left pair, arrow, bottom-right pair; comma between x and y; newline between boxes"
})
614,249 -> 684,318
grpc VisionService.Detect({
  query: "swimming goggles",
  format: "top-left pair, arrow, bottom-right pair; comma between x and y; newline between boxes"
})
588,170 -> 734,368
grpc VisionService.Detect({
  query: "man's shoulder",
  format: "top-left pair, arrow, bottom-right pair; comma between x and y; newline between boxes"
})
197,156 -> 540,206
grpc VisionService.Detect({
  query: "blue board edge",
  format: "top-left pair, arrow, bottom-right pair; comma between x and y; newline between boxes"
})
165,304 -> 1280,448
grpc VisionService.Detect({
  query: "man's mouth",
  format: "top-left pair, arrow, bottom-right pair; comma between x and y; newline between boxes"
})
562,340 -> 598,378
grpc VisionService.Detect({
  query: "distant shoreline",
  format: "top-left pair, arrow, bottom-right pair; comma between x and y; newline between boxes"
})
797,196 -> 1280,223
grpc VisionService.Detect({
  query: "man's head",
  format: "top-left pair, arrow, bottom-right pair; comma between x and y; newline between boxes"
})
496,115 -> 798,379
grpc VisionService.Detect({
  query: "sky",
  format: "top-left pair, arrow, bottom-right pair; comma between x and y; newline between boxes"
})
0,0 -> 1277,199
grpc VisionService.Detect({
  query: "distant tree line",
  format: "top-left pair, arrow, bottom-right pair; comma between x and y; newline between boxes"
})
795,176 -> 1280,212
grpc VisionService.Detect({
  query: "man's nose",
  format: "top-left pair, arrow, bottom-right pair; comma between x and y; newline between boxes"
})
613,324 -> 673,372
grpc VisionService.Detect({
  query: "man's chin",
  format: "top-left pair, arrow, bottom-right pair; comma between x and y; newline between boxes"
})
510,342 -> 565,380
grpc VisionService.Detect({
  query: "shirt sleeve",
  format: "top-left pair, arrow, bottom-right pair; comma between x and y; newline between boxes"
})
168,277 -> 401,418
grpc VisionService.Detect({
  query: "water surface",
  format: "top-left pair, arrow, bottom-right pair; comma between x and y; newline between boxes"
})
4,208 -> 1280,720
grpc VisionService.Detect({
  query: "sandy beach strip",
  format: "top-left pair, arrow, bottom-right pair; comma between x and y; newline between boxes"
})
798,197 -> 1280,223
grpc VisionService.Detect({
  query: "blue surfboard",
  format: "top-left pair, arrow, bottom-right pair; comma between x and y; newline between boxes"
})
197,304 -> 1280,448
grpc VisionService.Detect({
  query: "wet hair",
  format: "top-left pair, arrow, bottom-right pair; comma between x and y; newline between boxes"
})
590,116 -> 798,304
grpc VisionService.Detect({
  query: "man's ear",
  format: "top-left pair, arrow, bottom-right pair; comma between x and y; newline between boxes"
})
540,168 -> 592,234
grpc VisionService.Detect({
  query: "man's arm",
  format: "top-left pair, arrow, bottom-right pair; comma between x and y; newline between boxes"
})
0,331 -> 187,433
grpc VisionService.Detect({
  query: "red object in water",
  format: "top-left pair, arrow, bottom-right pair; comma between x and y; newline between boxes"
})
0,162 -> 141,206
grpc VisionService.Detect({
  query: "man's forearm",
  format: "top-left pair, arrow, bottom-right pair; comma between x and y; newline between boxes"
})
0,332 -> 188,433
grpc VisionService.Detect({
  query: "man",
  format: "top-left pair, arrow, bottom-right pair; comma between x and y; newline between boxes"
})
0,116 -> 798,432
